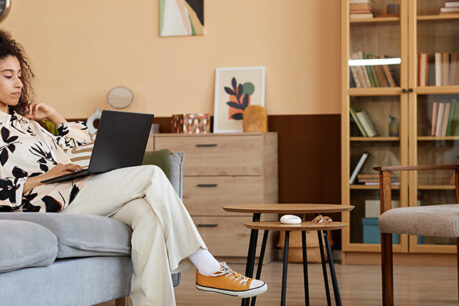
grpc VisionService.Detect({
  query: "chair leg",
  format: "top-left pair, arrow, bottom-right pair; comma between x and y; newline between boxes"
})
381,233 -> 394,306
115,297 -> 128,306
457,237 -> 459,301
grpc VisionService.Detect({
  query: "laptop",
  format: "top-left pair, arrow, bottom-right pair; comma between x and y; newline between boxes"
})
42,110 -> 154,184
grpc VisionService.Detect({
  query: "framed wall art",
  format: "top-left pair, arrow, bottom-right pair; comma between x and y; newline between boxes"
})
160,0 -> 204,37
213,66 -> 266,133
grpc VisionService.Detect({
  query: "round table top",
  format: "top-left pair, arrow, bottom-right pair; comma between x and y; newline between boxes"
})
223,204 -> 354,214
244,221 -> 348,231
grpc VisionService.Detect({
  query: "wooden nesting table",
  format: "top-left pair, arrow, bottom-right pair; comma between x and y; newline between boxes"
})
223,204 -> 354,306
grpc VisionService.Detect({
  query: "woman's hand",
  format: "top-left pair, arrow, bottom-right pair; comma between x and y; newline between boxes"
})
25,102 -> 67,126
23,163 -> 84,192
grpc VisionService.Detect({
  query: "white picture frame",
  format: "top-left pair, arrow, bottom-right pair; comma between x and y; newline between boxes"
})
213,66 -> 266,133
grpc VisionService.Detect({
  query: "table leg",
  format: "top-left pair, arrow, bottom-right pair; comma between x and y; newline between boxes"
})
323,230 -> 342,306
317,231 -> 331,306
302,231 -> 310,306
242,213 -> 261,306
281,231 -> 290,306
250,230 -> 269,306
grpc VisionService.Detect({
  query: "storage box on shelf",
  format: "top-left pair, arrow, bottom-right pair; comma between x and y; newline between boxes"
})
152,132 -> 278,262
342,0 -> 459,265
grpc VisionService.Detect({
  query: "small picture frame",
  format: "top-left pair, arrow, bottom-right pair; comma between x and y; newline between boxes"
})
213,66 -> 266,133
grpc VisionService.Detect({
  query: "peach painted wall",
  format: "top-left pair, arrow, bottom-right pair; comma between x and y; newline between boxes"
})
2,0 -> 341,118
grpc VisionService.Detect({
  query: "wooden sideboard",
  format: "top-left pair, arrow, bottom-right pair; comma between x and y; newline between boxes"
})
150,132 -> 278,262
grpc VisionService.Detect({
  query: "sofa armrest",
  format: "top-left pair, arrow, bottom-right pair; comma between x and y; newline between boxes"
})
168,152 -> 185,199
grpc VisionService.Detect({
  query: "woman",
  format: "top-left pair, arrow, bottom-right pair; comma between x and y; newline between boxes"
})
0,30 -> 267,305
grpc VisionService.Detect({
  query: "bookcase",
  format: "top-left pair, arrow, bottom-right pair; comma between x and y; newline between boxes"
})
341,0 -> 459,264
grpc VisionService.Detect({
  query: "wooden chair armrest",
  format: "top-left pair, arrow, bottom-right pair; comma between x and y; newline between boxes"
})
374,164 -> 459,214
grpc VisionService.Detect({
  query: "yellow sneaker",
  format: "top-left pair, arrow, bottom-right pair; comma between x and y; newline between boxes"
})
195,262 -> 268,298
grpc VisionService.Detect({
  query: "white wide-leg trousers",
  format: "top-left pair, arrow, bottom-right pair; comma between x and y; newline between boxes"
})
62,165 -> 206,306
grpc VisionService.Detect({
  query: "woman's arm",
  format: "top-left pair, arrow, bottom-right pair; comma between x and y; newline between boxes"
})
26,102 -> 92,149
23,163 -> 84,193
25,102 -> 66,126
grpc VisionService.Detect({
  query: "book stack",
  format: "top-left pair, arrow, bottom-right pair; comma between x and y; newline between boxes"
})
440,1 -> 459,14
349,0 -> 374,19
350,51 -> 398,88
357,174 -> 400,186
349,106 -> 378,137
430,99 -> 459,136
418,52 -> 459,86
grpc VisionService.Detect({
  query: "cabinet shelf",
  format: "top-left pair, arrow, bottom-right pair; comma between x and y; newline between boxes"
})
348,88 -> 401,96
418,185 -> 455,190
417,14 -> 459,21
417,136 -> 459,141
350,137 -> 400,142
350,185 -> 400,190
350,16 -> 400,24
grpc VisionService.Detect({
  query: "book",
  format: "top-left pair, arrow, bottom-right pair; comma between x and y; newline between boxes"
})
428,53 -> 436,86
349,3 -> 372,10
419,53 -> 428,86
456,108 -> 459,135
350,13 -> 374,19
356,112 -> 374,137
349,152 -> 369,184
436,102 -> 445,136
350,9 -> 373,14
369,55 -> 381,87
349,106 -> 367,136
453,103 -> 459,136
445,1 -> 459,8
449,53 -> 457,85
446,99 -> 457,136
358,51 -> 372,87
357,110 -> 378,137
350,0 -> 373,4
431,101 -> 439,136
435,52 -> 442,86
442,52 -> 450,86
364,54 -> 376,87
376,64 -> 388,87
350,69 -> 356,88
441,102 -> 451,136
440,7 -> 459,13
382,64 -> 396,87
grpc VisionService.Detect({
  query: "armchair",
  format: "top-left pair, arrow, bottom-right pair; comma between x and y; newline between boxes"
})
374,164 -> 459,306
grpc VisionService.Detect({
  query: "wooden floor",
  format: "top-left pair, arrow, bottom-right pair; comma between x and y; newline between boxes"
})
99,261 -> 458,306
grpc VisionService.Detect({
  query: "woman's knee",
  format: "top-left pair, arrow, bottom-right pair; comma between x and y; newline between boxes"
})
140,165 -> 167,179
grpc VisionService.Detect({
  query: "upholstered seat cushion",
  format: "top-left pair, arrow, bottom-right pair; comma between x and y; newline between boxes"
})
0,220 -> 58,272
0,213 -> 131,258
378,204 -> 459,238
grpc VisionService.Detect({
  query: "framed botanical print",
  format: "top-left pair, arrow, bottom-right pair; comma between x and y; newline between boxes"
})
213,66 -> 266,133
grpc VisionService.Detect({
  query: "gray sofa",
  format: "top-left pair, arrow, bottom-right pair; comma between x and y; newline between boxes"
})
0,152 -> 184,306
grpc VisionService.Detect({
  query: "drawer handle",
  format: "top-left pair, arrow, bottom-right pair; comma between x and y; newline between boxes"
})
196,143 -> 217,147
197,184 -> 218,188
197,224 -> 218,228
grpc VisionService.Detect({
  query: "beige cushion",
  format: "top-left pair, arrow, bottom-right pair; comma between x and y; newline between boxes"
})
378,204 -> 459,238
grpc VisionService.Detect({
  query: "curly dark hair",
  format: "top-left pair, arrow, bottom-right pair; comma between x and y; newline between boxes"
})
0,30 -> 34,116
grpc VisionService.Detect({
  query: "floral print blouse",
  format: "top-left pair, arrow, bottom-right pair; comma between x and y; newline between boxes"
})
0,111 -> 91,212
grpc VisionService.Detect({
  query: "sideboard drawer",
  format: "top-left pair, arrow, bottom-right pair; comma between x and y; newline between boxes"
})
183,176 -> 263,215
154,135 -> 263,176
192,216 -> 276,257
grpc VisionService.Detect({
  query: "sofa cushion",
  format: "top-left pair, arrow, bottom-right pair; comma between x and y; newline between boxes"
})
0,220 -> 58,272
0,213 -> 131,258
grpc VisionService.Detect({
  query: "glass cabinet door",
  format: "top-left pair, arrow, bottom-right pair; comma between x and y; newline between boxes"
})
343,0 -> 408,252
409,0 -> 459,252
